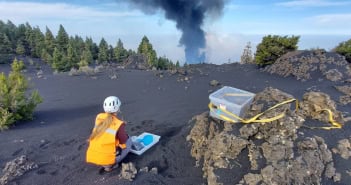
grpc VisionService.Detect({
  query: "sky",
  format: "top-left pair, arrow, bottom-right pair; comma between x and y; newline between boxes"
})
0,0 -> 350,64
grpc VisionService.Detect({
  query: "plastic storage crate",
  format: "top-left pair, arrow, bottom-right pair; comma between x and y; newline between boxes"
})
209,86 -> 255,122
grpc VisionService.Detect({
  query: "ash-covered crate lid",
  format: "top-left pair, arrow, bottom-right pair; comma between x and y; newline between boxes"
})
209,86 -> 255,122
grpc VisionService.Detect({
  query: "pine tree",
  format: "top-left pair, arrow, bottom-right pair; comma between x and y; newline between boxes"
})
79,45 -> 93,67
114,38 -> 127,63
137,36 -> 157,68
0,33 -> 12,53
66,42 -> 77,69
56,24 -> 69,53
98,38 -> 109,63
72,35 -> 85,57
40,48 -> 52,64
85,37 -> 98,60
24,23 -> 35,56
240,42 -> 254,64
4,20 -> 17,49
16,40 -> 25,55
108,45 -> 114,62
52,47 -> 63,71
45,26 -> 55,55
157,56 -> 170,70
33,26 -> 45,58
0,58 -> 42,130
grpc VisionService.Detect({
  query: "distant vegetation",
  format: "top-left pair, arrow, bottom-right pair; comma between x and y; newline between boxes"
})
240,42 -> 254,64
254,35 -> 300,67
333,38 -> 351,63
0,59 -> 42,130
0,20 -> 176,71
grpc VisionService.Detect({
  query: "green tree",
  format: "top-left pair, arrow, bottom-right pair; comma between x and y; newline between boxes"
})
24,23 -> 35,56
85,37 -> 98,60
240,42 -> 254,64
40,48 -> 52,64
0,59 -> 42,130
0,33 -> 12,63
333,38 -> 351,63
15,24 -> 30,55
44,26 -> 55,55
113,38 -> 127,63
108,45 -> 114,62
98,38 -> 109,63
137,36 -> 157,68
52,47 -> 63,71
0,33 -> 12,53
71,35 -> 85,58
16,40 -> 25,55
67,42 -> 78,69
56,24 -> 69,53
32,26 -> 45,58
176,61 -> 180,68
157,56 -> 172,70
3,20 -> 17,49
255,35 -> 299,67
79,45 -> 93,67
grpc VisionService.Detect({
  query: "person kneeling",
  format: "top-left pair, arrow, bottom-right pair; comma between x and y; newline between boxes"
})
86,96 -> 131,173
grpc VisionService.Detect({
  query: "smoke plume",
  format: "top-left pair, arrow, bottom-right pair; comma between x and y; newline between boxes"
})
127,0 -> 227,64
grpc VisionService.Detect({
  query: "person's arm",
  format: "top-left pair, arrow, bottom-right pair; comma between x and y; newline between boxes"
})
116,123 -> 128,144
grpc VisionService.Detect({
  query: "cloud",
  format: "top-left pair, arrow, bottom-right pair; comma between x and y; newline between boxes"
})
276,0 -> 351,7
205,32 -> 256,64
0,1 -> 141,22
311,13 -> 351,24
225,4 -> 240,10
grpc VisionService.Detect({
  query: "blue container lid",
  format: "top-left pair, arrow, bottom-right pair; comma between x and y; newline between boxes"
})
141,135 -> 153,146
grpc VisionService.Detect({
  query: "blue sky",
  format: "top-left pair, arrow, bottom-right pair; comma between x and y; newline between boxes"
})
0,0 -> 350,64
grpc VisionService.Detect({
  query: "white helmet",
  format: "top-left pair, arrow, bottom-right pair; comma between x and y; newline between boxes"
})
103,96 -> 121,113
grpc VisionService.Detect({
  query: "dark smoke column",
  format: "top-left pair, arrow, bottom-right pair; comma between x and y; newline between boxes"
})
128,0 -> 226,64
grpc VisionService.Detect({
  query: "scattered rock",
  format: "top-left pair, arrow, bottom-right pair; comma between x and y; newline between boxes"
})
119,162 -> 137,181
264,50 -> 350,81
0,155 -> 38,185
334,173 -> 342,182
36,70 -> 43,78
325,69 -> 343,81
332,138 -> 351,159
187,112 -> 249,183
247,142 -> 260,170
298,91 -> 344,124
188,87 -> 343,185
150,167 -> 158,174
122,54 -> 148,70
169,68 -> 188,76
335,85 -> 351,105
155,71 -> 164,78
138,166 -> 158,174
209,80 -> 220,87
139,167 -> 148,173
109,74 -> 117,79
243,173 -> 262,185
241,87 -> 304,142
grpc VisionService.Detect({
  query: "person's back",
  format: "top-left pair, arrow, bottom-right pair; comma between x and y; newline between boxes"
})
86,96 -> 131,173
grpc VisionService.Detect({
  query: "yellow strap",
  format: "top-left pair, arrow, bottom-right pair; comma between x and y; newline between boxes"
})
223,93 -> 253,97
208,98 -> 296,124
305,109 -> 343,130
209,98 -> 343,130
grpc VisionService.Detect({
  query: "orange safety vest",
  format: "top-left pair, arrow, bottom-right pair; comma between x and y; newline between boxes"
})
86,113 -> 125,166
